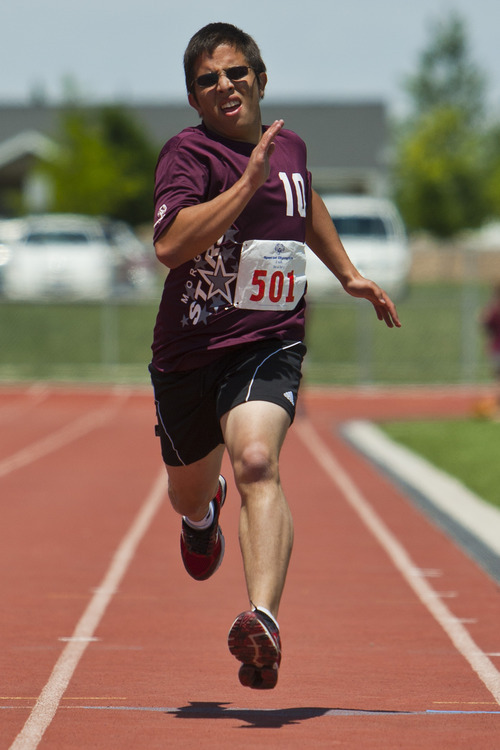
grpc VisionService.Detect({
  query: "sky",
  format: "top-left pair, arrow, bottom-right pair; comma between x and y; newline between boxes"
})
2,0 -> 500,117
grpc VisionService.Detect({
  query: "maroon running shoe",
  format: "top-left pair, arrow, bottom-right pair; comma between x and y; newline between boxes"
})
180,476 -> 226,581
228,609 -> 282,689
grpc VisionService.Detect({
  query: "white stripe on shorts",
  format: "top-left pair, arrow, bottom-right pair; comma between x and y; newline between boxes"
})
155,398 -> 186,466
244,341 -> 302,403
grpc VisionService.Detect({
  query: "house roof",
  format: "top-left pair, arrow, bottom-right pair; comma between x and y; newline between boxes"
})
0,100 -> 387,168
0,132 -> 59,195
0,130 -> 58,172
0,100 -> 389,199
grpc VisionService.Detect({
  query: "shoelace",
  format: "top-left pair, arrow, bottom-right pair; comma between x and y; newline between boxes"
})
182,520 -> 218,555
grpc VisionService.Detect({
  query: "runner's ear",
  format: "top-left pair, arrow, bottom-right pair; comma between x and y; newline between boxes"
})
188,92 -> 202,118
258,72 -> 267,99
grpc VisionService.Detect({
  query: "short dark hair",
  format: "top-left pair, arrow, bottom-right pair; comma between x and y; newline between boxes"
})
184,22 -> 266,94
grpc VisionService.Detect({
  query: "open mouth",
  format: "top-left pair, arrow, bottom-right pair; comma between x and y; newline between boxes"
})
220,98 -> 242,115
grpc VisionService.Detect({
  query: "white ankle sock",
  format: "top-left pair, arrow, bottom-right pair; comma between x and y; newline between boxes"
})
183,501 -> 214,530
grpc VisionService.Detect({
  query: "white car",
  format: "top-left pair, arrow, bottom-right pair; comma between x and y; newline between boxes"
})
0,214 -> 156,300
305,194 -> 411,301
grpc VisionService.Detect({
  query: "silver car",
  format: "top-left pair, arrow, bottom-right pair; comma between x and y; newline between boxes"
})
0,214 -> 156,300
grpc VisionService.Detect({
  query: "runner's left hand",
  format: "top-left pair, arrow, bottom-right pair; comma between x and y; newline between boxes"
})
344,277 -> 401,328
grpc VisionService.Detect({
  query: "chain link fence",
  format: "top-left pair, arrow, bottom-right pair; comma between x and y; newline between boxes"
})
305,282 -> 492,386
0,277 -> 496,388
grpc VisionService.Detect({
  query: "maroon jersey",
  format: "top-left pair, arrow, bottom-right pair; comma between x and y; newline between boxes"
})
151,123 -> 311,372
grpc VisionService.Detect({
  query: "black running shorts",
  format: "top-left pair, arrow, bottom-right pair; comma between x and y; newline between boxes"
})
149,339 -> 306,467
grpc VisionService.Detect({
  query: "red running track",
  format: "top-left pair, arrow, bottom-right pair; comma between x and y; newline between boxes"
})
1,384 -> 499,749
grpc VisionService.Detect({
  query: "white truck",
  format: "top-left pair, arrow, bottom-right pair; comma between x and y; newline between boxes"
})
306,194 -> 411,301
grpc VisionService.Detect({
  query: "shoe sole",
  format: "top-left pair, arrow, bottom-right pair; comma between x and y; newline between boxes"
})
237,662 -> 279,690
228,611 -> 280,689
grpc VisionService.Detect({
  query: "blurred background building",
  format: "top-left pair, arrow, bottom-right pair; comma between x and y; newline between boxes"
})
0,101 -> 389,216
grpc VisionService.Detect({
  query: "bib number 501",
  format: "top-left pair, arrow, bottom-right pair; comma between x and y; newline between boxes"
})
233,239 -> 306,310
249,269 -> 296,304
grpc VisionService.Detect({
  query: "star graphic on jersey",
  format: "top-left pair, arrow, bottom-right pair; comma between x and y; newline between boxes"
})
211,294 -> 225,312
198,254 -> 237,304
197,306 -> 211,325
223,227 -> 239,245
223,246 -> 238,268
194,255 -> 209,270
183,283 -> 196,300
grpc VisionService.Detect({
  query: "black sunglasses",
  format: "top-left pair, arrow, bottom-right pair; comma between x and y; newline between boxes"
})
194,65 -> 252,89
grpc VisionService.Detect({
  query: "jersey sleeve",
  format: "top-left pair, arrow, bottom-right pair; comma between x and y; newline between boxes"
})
153,137 -> 210,243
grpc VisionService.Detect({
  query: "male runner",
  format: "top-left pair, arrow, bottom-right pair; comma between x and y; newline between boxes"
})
150,22 -> 400,690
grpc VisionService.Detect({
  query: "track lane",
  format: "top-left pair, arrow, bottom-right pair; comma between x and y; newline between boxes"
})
1,386 -> 499,749
293,415 -> 500,703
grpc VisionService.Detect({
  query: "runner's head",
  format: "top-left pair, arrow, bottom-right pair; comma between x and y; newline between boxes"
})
184,23 -> 267,96
184,23 -> 267,144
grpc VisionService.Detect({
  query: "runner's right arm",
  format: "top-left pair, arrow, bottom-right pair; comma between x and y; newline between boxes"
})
155,120 -> 284,269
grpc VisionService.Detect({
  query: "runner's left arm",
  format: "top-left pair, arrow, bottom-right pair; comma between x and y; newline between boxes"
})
305,189 -> 401,328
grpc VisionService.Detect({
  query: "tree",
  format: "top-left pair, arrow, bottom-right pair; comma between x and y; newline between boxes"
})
404,13 -> 486,127
395,107 -> 486,237
41,105 -> 157,226
393,13 -> 490,237
483,124 -> 500,219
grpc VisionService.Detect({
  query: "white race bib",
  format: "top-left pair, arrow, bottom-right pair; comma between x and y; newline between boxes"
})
233,239 -> 306,310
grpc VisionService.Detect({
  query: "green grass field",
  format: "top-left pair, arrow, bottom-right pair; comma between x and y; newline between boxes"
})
304,283 -> 491,385
0,299 -> 158,382
380,417 -> 500,510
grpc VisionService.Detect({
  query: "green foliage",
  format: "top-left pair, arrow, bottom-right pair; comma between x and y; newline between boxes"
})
394,107 -> 487,236
41,105 -> 157,225
483,123 -> 500,219
393,12 -> 495,238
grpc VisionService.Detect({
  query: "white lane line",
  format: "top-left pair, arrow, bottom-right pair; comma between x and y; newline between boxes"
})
0,390 -> 130,479
295,417 -> 500,705
9,468 -> 167,750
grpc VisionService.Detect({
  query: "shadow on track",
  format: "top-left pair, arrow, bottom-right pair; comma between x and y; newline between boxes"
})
171,701 -> 413,728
